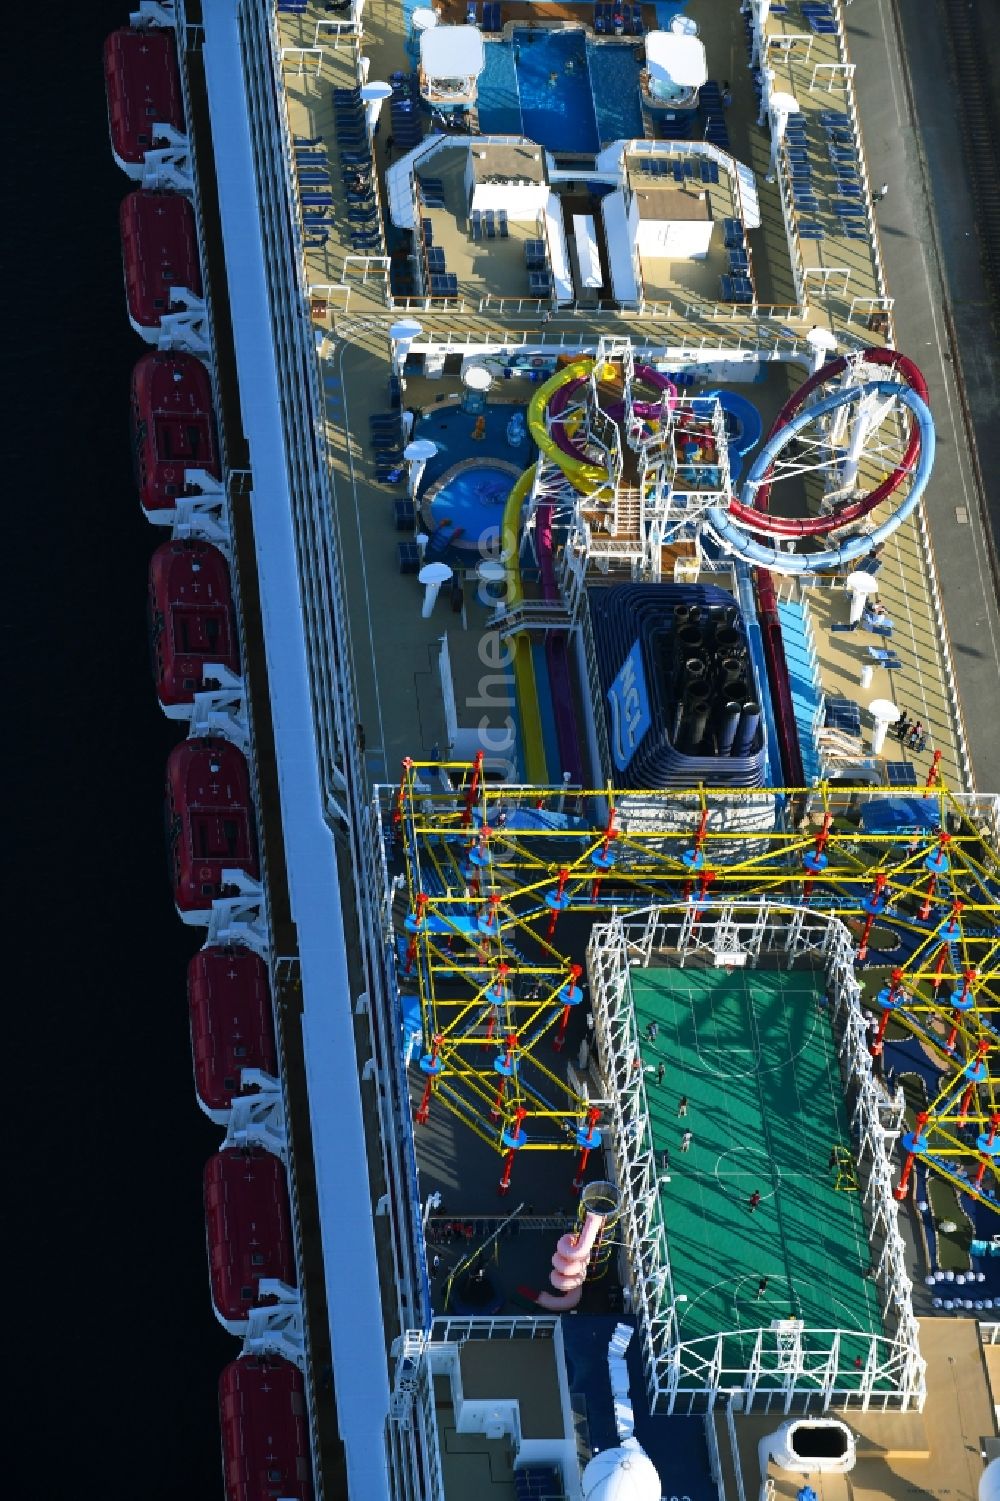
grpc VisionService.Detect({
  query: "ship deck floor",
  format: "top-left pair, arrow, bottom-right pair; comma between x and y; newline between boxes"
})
320,336 -> 519,777
323,341 -> 966,790
277,0 -> 887,339
632,964 -> 885,1363
275,0 -> 973,793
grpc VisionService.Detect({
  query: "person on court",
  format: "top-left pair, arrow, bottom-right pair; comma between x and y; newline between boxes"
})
646,1020 -> 659,1042
656,1061 -> 665,1085
677,1095 -> 688,1117
748,1189 -> 762,1212
756,1276 -> 768,1299
681,1129 -> 693,1152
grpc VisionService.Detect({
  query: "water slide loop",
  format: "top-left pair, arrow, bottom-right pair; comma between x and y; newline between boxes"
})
729,346 -> 929,538
708,381 -> 934,574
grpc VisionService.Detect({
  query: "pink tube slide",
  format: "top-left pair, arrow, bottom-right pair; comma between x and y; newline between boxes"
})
534,1210 -> 605,1311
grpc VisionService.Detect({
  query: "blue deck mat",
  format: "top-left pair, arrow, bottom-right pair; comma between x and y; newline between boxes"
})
778,599 -> 823,783
560,1315 -> 716,1499
531,641 -> 564,781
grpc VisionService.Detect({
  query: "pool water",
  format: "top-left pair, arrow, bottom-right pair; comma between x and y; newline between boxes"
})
477,30 -> 643,153
426,463 -> 518,551
588,42 -> 645,144
514,30 -> 599,154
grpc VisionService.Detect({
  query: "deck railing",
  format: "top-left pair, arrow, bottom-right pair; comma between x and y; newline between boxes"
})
703,1411 -> 726,1501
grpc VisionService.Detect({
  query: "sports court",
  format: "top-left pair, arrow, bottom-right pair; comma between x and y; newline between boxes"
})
634,965 -> 884,1370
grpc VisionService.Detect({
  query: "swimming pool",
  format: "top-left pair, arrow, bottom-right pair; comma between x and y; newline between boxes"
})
477,30 -> 643,154
424,460 -> 521,552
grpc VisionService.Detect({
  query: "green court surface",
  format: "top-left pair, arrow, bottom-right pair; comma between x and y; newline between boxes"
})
634,966 -> 883,1367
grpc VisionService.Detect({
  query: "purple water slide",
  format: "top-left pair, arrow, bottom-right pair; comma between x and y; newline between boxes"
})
535,366 -> 677,781
546,366 -> 676,464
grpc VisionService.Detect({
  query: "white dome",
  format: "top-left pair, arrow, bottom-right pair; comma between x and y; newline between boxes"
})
582,1440 -> 662,1501
981,1458 -> 1000,1501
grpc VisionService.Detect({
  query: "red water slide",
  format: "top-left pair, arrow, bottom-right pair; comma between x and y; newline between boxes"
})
730,347 -> 928,537
749,348 -> 927,789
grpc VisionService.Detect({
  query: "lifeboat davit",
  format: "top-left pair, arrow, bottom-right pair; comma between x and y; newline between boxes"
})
165,737 -> 258,923
187,947 -> 276,1123
103,27 -> 184,179
120,190 -> 201,341
204,1149 -> 295,1334
149,540 -> 238,713
132,352 -> 220,519
219,1357 -> 313,1501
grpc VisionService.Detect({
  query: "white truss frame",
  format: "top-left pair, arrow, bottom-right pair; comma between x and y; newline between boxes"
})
587,900 -> 926,1416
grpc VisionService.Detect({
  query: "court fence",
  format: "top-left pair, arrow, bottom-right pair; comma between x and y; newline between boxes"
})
586,900 -> 926,1415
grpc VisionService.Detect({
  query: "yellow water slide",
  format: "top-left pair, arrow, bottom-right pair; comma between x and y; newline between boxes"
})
501,361 -> 615,783
526,358 -> 614,498
501,465 -> 548,783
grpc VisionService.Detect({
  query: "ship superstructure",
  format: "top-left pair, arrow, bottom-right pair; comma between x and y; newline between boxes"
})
105,3 -> 1000,1499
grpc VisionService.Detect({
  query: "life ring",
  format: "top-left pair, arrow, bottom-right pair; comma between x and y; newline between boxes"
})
163,466 -> 176,481
198,866 -> 214,881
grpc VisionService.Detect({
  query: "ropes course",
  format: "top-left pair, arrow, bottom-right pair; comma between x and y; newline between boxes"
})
387,756 -> 1000,1212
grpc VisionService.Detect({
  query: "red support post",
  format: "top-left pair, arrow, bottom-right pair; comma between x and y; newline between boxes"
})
802,812 -> 833,901
894,1111 -> 927,1200
462,750 -> 484,828
682,809 -> 711,898
871,968 -> 902,1057
467,824 -> 491,898
492,1032 -> 517,1120
547,867 -> 570,938
931,944 -> 949,992
919,832 -> 951,921
393,756 -> 413,826
959,1040 -> 989,1123
572,1106 -> 602,1192
404,892 -> 429,976
481,893 -> 501,937
689,869 -> 715,933
857,873 -> 887,961
486,963 -> 510,1039
590,807 -> 618,901
945,967 -> 977,1051
924,749 -> 942,793
498,1107 -> 527,1196
553,964 -> 583,1054
974,1112 -> 1000,1187
415,1033 -> 443,1126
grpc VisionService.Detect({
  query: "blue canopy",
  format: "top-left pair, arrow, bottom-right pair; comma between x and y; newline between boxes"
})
860,797 -> 940,836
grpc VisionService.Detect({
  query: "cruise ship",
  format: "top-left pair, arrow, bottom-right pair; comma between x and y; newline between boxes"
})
104,2 -> 1000,1499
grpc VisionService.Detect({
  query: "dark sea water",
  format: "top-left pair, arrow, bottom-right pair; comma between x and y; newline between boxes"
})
8,6 -> 232,1495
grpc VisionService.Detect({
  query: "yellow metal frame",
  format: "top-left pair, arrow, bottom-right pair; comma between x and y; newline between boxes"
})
390,762 -> 1000,1211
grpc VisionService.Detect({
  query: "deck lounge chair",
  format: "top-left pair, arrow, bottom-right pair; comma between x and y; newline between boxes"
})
722,218 -> 744,249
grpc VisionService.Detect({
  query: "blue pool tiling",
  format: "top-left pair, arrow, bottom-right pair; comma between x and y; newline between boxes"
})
477,38 -> 522,135
588,43 -> 645,144
477,31 -> 644,152
514,29 -> 599,153
426,463 -> 517,551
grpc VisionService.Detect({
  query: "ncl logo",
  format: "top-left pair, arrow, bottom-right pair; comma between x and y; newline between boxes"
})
608,640 -> 651,773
